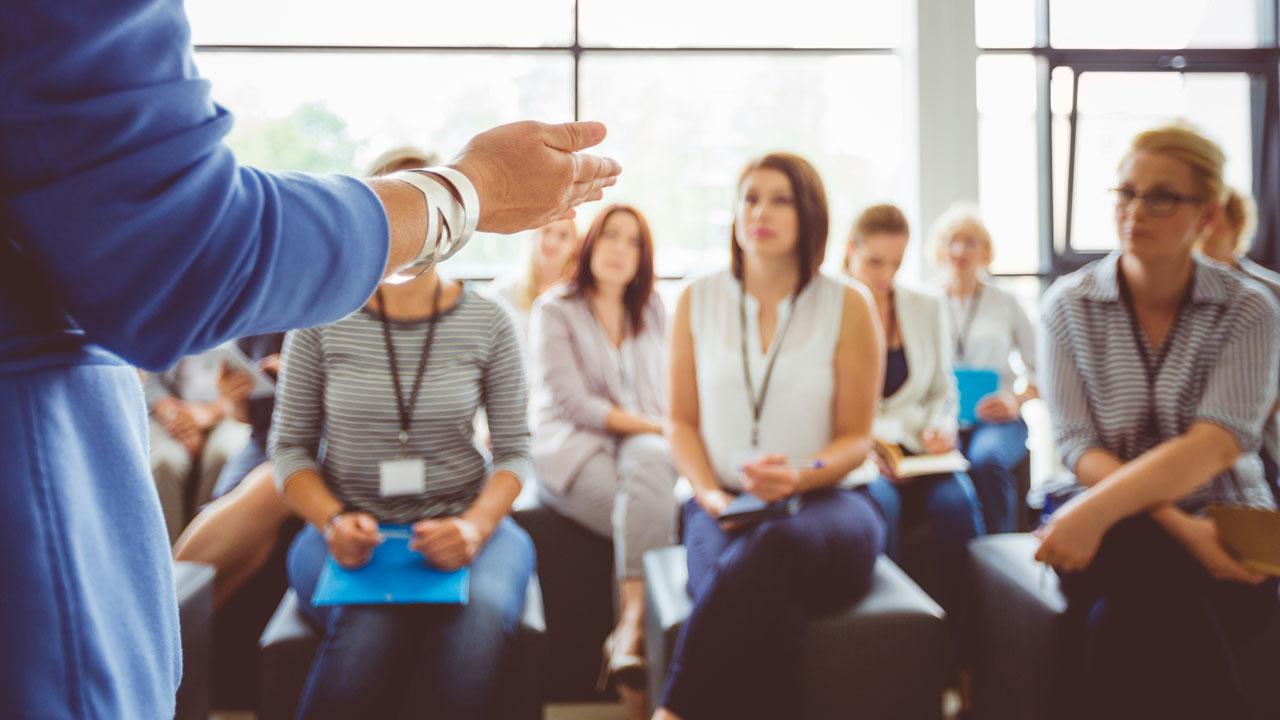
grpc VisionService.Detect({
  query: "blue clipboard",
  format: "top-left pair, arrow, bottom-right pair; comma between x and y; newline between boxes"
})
954,366 -> 1000,427
312,524 -> 470,606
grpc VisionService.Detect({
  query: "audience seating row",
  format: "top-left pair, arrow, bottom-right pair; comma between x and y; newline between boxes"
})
253,504 -> 952,719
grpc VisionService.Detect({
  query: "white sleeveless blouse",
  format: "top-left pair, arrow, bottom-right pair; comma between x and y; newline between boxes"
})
689,269 -> 846,491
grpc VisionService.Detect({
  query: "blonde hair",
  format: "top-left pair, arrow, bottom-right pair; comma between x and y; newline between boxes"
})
1123,123 -> 1225,206
929,202 -> 994,267
845,204 -> 909,271
514,222 -> 579,311
1221,186 -> 1257,256
365,145 -> 440,177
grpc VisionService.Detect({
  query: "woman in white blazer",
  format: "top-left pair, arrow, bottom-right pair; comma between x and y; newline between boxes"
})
843,204 -> 985,679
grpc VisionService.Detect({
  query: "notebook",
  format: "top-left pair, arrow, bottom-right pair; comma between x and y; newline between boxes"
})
954,366 -> 1000,427
212,342 -> 276,399
718,493 -> 802,525
312,525 -> 470,606
872,439 -> 970,479
1206,505 -> 1280,577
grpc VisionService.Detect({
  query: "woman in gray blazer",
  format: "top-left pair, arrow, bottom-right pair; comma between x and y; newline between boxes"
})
529,204 -> 676,718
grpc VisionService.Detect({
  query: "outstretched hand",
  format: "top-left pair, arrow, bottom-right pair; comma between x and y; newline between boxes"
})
449,121 -> 622,234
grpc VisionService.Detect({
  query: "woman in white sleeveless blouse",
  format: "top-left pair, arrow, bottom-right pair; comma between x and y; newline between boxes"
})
652,153 -> 885,720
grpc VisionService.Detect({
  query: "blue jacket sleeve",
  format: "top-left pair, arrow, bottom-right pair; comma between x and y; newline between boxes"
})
0,0 -> 389,371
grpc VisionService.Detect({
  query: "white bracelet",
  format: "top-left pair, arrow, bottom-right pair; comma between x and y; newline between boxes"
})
385,167 -> 480,282
425,166 -> 480,243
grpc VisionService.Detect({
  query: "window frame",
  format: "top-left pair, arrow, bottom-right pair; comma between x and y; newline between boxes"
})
978,0 -> 1280,278
194,1 -> 903,280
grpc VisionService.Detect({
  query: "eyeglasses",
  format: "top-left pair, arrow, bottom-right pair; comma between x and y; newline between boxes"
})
1110,186 -> 1203,218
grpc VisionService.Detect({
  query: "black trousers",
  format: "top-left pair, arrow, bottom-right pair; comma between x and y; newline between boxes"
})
659,489 -> 885,720
1055,515 -> 1279,720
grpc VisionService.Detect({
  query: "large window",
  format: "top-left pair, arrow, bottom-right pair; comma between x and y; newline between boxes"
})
975,0 -> 1280,275
190,1 -> 908,278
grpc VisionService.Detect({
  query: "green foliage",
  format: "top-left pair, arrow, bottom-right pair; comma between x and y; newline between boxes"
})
228,101 -> 362,174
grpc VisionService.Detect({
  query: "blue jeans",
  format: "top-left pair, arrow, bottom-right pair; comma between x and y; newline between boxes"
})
959,419 -> 1029,534
212,438 -> 267,500
866,472 -> 985,660
287,517 -> 535,720
660,488 -> 884,720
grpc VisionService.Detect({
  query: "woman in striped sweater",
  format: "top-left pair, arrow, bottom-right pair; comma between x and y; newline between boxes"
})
1035,124 -> 1280,719
269,260 -> 534,719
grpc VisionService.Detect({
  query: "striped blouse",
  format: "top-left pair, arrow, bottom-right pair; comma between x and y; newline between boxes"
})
1039,252 -> 1280,512
269,288 -> 531,523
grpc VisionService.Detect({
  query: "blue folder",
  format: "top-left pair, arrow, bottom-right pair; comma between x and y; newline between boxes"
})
954,366 -> 1000,427
313,525 -> 470,606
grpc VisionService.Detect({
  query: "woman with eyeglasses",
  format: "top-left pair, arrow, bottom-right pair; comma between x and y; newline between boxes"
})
1035,124 -> 1280,719
930,204 -> 1038,534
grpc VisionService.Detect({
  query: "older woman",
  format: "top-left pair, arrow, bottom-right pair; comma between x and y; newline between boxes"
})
1036,125 -> 1280,719
930,203 -> 1038,533
530,204 -> 675,718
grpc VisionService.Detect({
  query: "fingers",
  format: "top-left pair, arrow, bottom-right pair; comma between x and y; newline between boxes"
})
1214,558 -> 1266,584
345,514 -> 383,546
740,464 -> 782,487
543,121 -> 609,153
569,152 -> 623,184
414,519 -> 451,544
568,175 -> 616,206
748,453 -> 788,467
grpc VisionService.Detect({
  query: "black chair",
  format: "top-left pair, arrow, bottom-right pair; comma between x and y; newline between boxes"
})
257,579 -> 546,720
644,547 -> 949,719
174,561 -> 215,720
511,504 -> 617,703
967,534 -> 1068,720
209,518 -> 301,711
969,533 -> 1280,720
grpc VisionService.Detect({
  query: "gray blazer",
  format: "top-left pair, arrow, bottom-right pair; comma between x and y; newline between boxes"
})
529,287 -> 667,494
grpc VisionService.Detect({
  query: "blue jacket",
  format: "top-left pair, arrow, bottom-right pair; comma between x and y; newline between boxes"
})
1,0 -> 389,715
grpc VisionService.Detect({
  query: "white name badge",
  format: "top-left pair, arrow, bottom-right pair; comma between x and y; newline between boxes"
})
379,458 -> 426,497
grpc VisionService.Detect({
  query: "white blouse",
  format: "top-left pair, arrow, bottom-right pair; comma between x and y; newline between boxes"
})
942,279 -> 1037,391
689,269 -> 847,491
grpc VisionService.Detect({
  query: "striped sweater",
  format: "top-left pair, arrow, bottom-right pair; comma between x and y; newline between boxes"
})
269,287 -> 530,523
1039,252 -> 1280,512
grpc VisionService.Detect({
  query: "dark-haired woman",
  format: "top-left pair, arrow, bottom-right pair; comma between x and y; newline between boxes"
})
653,154 -> 885,720
530,204 -> 676,719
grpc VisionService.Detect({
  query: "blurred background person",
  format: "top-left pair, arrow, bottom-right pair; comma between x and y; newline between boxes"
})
529,204 -> 675,719
494,219 -> 581,338
931,203 -> 1038,534
653,154 -> 885,720
144,353 -> 251,542
1036,125 -> 1280,719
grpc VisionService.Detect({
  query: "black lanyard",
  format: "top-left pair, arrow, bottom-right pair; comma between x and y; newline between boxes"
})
1117,267 -> 1195,439
949,283 -> 984,363
739,282 -> 800,449
376,281 -> 443,454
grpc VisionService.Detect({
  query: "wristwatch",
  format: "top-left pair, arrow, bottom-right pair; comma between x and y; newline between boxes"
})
322,509 -> 348,540
386,167 -> 480,283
